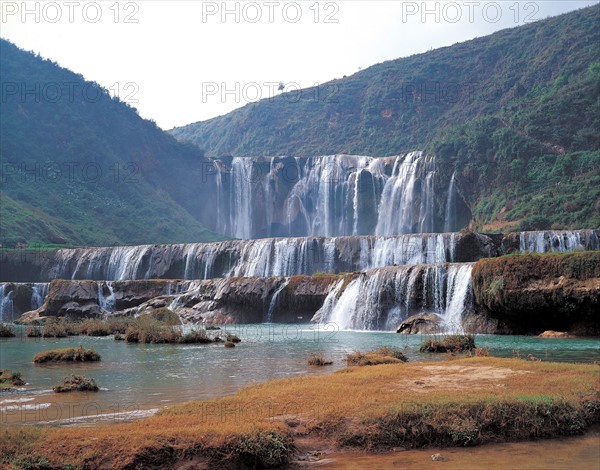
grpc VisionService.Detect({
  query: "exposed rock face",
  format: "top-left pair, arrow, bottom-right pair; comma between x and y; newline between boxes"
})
538,330 -> 574,338
19,275 -> 339,325
472,252 -> 600,335
396,313 -> 444,334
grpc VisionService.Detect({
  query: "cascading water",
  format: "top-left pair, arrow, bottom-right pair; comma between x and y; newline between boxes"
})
0,282 -> 51,321
266,279 -> 288,323
214,152 -> 439,239
98,282 -> 116,312
519,230 -> 598,253
443,172 -> 456,233
315,264 -> 474,332
42,233 -> 467,281
0,284 -> 13,321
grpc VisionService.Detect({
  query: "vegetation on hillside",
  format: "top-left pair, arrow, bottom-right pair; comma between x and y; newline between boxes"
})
172,5 -> 600,231
0,39 -> 222,246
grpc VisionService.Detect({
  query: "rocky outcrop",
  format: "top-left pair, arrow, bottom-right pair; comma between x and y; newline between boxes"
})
18,275 -> 340,325
396,313 -> 443,334
472,252 -> 600,335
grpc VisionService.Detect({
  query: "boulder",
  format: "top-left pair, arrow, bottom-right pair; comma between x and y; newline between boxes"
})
396,313 -> 443,334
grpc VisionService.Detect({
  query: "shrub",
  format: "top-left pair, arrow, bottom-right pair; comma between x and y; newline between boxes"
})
41,319 -> 78,338
419,335 -> 476,353
0,323 -> 15,338
124,316 -> 181,344
0,369 -> 25,390
180,330 -> 212,344
308,352 -> 333,366
33,346 -> 101,363
226,334 -> 241,343
25,326 -> 41,337
373,346 -> 408,362
52,375 -> 99,393
346,351 -> 404,367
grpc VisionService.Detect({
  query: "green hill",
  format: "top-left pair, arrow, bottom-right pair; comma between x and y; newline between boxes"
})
0,39 -> 221,247
172,5 -> 600,231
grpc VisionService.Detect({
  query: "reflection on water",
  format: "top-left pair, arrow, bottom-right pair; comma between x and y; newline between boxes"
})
1,324 -> 598,425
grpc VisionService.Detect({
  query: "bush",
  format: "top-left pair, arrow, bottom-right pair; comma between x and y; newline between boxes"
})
0,369 -> 25,390
41,319 -> 78,338
226,334 -> 241,343
180,330 -> 212,344
25,326 -> 41,337
33,346 -> 101,363
124,316 -> 181,344
519,215 -> 551,231
0,323 -> 15,338
52,375 -> 99,393
420,335 -> 476,353
373,346 -> 408,362
308,352 -> 333,366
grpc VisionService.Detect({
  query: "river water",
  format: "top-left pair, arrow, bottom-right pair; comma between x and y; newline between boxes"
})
1,325 -> 598,426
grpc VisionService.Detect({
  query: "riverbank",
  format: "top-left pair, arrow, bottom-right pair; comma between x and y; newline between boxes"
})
2,356 -> 598,469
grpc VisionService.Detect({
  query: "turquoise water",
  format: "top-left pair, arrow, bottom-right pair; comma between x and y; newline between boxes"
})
1,324 -> 598,426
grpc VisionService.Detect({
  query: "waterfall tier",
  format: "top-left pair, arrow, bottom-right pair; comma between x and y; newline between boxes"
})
7,232 -> 497,282
313,263 -> 474,331
211,152 -> 461,239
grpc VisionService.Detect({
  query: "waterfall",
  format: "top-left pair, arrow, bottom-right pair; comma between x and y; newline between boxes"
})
212,153 -> 441,239
375,152 -> 436,235
98,281 -> 116,312
315,264 -> 474,331
0,282 -> 51,321
443,172 -> 456,233
0,284 -> 13,321
27,233 -> 472,281
518,230 -> 593,253
266,279 -> 288,322
31,283 -> 49,309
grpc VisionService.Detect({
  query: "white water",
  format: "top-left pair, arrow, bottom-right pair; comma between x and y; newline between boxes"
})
375,152 -> 436,236
443,171 -> 456,233
46,233 -> 465,281
216,153 -> 438,239
0,282 -> 51,321
266,279 -> 288,323
315,264 -> 474,332
519,230 -> 598,253
98,282 -> 116,312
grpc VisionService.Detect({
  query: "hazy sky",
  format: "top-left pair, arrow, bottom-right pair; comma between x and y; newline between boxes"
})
2,1 -> 597,129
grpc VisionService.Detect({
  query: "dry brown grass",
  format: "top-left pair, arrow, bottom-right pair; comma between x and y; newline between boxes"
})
1,357 -> 598,469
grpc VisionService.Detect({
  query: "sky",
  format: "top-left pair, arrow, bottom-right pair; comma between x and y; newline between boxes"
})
2,1 -> 597,129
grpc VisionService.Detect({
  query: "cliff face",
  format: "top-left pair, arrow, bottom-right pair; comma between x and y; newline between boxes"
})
472,252 -> 600,335
23,275 -> 339,325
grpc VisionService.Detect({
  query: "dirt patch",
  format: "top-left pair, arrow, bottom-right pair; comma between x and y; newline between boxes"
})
386,365 -> 531,393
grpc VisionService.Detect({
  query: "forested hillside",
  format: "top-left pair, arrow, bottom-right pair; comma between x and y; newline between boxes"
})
172,5 -> 600,231
0,40 -> 220,246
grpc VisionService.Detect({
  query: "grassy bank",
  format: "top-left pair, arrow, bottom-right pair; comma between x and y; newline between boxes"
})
1,357 -> 598,469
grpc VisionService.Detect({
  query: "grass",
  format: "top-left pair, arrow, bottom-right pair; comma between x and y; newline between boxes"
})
420,335 -> 476,353
52,375 -> 99,393
347,346 -> 408,366
308,352 -> 333,366
0,369 -> 25,390
0,322 -> 15,337
33,346 -> 101,364
1,357 -> 597,468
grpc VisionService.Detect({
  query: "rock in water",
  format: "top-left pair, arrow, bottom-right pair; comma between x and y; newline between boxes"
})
396,313 -> 443,334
